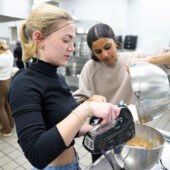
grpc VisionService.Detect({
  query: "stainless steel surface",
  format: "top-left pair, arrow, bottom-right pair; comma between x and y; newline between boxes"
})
152,141 -> 170,170
66,57 -> 89,76
87,141 -> 170,170
129,62 -> 170,123
156,128 -> 170,142
80,35 -> 91,57
64,76 -> 79,92
114,124 -> 165,170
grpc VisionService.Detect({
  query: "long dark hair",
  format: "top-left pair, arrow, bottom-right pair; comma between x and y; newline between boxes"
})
87,23 -> 117,61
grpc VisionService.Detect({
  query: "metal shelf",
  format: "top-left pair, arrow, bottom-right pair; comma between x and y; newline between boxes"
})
64,75 -> 79,92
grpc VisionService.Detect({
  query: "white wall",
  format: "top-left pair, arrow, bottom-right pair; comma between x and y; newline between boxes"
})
1,0 -> 169,51
126,0 -> 170,51
0,23 -> 11,38
0,0 -> 33,19
60,0 -> 170,51
0,21 -> 23,39
0,21 -> 23,51
60,0 -> 127,35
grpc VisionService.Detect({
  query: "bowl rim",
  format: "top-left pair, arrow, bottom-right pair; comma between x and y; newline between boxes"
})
124,124 -> 165,150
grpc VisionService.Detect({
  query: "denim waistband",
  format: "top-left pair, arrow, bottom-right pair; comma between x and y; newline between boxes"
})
33,151 -> 81,170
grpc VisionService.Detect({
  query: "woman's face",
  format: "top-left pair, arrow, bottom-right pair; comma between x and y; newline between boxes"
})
39,21 -> 76,66
91,38 -> 118,65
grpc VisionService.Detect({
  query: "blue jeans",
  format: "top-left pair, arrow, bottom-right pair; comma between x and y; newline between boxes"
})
33,152 -> 81,170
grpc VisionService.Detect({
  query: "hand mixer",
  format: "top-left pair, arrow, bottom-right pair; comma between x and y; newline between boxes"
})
82,102 -> 135,170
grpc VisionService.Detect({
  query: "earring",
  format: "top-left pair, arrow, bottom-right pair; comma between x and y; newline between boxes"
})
37,43 -> 44,49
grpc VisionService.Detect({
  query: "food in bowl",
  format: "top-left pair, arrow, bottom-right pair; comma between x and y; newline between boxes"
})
139,116 -> 148,123
114,124 -> 165,170
127,137 -> 154,149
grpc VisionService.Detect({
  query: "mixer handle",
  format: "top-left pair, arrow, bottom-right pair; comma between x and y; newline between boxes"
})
89,116 -> 102,126
90,101 -> 125,126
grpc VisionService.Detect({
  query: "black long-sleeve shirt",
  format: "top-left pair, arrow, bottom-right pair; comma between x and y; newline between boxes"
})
8,60 -> 78,169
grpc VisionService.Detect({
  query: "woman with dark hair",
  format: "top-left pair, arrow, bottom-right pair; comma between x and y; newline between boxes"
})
73,23 -> 170,162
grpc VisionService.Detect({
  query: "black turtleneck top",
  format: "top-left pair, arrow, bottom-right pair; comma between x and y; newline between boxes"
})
8,60 -> 78,169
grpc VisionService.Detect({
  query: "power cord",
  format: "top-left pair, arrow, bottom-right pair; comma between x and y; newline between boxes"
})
101,149 -> 114,170
160,159 -> 168,170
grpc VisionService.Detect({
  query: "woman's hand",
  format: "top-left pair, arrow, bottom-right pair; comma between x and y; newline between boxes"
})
87,95 -> 107,103
58,102 -> 120,144
89,102 -> 120,125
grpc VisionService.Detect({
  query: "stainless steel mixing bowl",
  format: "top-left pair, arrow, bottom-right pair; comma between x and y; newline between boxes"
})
114,124 -> 165,170
129,62 -> 170,123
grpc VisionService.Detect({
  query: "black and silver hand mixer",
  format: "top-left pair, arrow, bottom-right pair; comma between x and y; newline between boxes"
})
82,102 -> 135,169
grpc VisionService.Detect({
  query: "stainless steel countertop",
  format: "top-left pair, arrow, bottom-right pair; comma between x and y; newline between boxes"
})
152,141 -> 170,170
87,141 -> 170,170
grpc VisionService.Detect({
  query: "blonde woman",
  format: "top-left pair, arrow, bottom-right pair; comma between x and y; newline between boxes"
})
8,5 -> 120,170
0,41 -> 14,137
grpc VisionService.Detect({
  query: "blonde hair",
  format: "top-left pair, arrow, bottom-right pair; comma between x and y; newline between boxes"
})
0,41 -> 9,51
19,4 -> 73,62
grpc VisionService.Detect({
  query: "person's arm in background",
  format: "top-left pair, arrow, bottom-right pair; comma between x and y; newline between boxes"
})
126,48 -> 170,74
148,50 -> 170,65
128,51 -> 170,64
